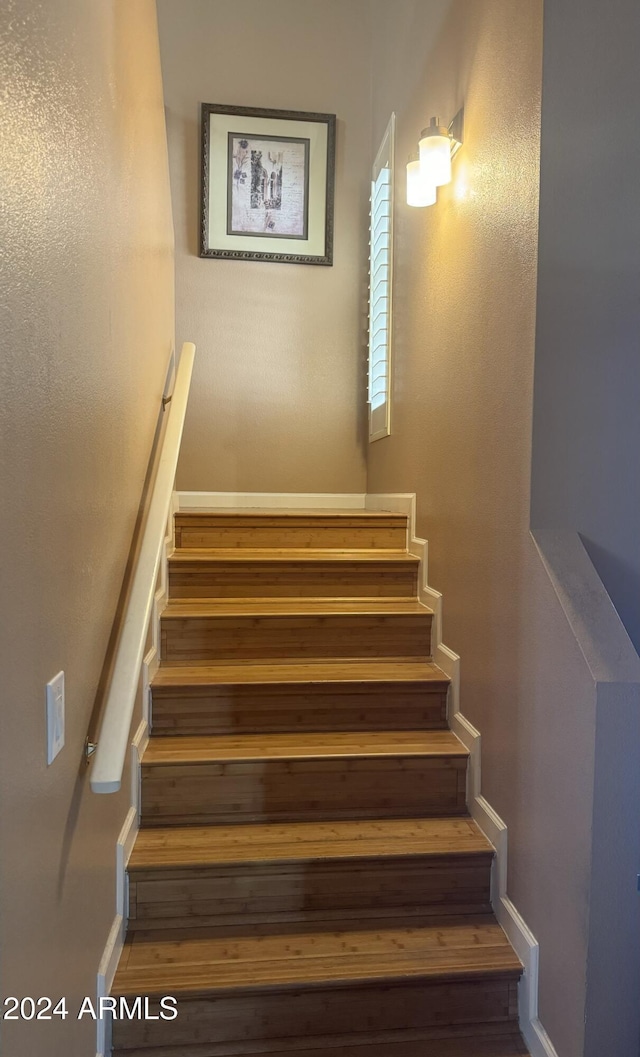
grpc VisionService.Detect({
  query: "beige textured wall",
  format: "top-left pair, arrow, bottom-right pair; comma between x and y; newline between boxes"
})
0,1 -> 174,1052
156,0 -> 369,494
367,3 -> 597,1054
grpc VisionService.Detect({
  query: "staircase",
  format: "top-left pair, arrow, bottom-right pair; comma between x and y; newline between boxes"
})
111,508 -> 529,1057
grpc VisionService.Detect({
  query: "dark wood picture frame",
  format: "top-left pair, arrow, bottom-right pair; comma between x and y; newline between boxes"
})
200,103 -> 336,266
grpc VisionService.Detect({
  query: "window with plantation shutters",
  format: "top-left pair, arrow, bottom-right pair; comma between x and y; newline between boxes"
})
368,114 -> 395,441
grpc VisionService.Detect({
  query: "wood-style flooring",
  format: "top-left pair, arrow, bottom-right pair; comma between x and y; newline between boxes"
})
111,508 -> 529,1056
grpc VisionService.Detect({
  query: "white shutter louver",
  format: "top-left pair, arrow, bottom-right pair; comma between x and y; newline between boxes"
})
368,114 -> 395,441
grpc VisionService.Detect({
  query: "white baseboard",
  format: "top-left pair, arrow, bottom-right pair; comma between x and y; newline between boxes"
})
95,351 -> 177,1057
524,1017 -> 561,1057
142,646 -> 159,728
499,897 -> 559,1057
103,805 -> 138,1057
149,512 -> 173,661
177,491 -> 367,510
366,493 -> 558,1057
364,491 -> 415,518
94,516 -> 171,1056
96,913 -> 122,1057
116,807 -> 137,921
97,912 -> 123,995
96,723 -> 148,1057
434,642 -> 460,716
131,718 -> 149,816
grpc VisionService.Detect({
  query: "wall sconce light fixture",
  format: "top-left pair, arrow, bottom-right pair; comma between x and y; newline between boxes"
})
406,107 -> 464,207
406,152 -> 436,208
419,118 -> 453,186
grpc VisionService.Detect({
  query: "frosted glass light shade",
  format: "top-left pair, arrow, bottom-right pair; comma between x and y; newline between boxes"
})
406,158 -> 436,207
419,119 -> 452,187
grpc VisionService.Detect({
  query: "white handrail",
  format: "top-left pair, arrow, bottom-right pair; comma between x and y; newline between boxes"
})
90,342 -> 196,793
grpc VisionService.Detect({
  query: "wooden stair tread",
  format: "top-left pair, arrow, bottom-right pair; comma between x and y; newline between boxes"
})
162,598 -> 431,617
161,1037 -> 530,1057
281,1041 -> 529,1057
170,548 -> 417,563
142,730 -> 467,764
112,914 -> 522,996
151,658 -> 449,689
129,816 -> 493,870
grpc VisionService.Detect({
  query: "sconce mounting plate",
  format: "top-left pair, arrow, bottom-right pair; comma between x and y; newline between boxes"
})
449,107 -> 464,160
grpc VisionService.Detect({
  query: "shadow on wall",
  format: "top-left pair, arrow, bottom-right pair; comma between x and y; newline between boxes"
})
579,535 -> 640,654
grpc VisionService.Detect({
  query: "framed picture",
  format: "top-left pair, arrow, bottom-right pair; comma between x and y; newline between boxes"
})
200,103 -> 336,265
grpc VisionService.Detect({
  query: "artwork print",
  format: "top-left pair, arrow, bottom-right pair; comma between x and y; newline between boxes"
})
228,134 -> 310,239
200,103 -> 335,265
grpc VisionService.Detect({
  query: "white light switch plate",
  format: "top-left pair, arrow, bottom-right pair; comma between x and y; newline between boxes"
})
46,671 -> 65,764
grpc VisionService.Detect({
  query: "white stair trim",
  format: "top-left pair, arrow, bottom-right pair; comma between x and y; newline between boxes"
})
95,506 -> 173,1056
96,912 -> 121,1057
177,491 -> 367,510
366,492 -> 559,1057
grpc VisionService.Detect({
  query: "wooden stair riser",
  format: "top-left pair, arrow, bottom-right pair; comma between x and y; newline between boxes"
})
151,682 -> 448,735
160,612 -> 433,664
168,557 -> 419,600
111,978 -> 519,1052
140,755 -> 468,826
113,1027 -> 530,1057
174,514 -> 408,551
128,853 -> 493,930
